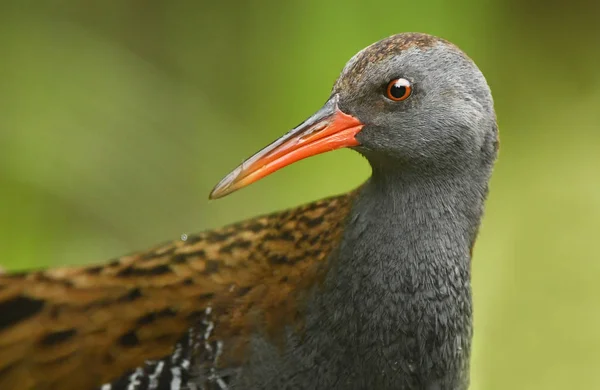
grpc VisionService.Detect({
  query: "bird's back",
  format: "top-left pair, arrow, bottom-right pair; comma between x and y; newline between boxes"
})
0,191 -> 356,390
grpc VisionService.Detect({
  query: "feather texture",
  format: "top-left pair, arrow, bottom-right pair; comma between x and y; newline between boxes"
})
0,191 -> 357,390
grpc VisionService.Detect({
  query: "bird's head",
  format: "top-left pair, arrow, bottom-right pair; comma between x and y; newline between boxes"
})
210,33 -> 498,199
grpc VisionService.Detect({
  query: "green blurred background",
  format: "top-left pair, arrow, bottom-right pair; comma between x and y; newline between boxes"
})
1,1 -> 599,389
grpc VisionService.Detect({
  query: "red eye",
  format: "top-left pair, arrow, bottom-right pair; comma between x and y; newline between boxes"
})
386,78 -> 412,101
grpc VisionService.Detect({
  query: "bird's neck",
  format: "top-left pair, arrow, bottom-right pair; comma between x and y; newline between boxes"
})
345,164 -> 489,266
314,164 -> 490,388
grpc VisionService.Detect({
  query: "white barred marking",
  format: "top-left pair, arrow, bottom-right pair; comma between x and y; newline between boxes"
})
181,358 -> 190,370
127,367 -> 144,390
216,377 -> 228,389
215,341 -> 223,363
147,361 -> 165,389
171,342 -> 183,363
99,306 -> 228,389
170,367 -> 182,389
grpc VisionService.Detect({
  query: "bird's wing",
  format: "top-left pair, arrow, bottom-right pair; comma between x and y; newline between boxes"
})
0,191 -> 356,390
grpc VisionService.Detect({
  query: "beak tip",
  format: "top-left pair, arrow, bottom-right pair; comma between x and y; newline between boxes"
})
209,165 -> 246,200
208,186 -> 226,200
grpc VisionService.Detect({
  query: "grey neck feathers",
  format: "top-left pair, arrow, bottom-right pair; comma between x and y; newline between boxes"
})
237,161 -> 492,390
310,162 -> 491,389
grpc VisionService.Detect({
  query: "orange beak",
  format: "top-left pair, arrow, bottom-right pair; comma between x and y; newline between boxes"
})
209,95 -> 364,199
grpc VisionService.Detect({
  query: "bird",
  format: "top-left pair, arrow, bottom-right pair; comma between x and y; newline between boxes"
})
0,32 -> 498,390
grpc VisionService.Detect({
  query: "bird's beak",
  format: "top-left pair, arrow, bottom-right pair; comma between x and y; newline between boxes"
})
209,94 -> 364,199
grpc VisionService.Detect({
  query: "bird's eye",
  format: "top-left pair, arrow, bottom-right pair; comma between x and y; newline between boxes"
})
385,78 -> 412,101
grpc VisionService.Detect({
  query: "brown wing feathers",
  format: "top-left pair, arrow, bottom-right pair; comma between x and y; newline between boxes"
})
0,192 -> 355,390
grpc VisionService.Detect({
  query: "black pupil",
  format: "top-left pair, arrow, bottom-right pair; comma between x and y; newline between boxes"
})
390,82 -> 406,99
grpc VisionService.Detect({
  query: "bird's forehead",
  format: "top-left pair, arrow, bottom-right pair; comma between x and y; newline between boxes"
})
333,33 -> 452,92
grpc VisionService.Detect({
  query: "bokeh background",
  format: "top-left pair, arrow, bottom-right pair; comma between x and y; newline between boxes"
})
1,1 -> 599,389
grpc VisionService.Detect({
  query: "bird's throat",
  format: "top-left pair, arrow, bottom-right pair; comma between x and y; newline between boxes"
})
310,167 -> 490,388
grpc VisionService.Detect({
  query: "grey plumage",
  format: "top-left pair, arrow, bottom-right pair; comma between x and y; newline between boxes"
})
86,32 -> 497,390
227,34 -> 498,389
